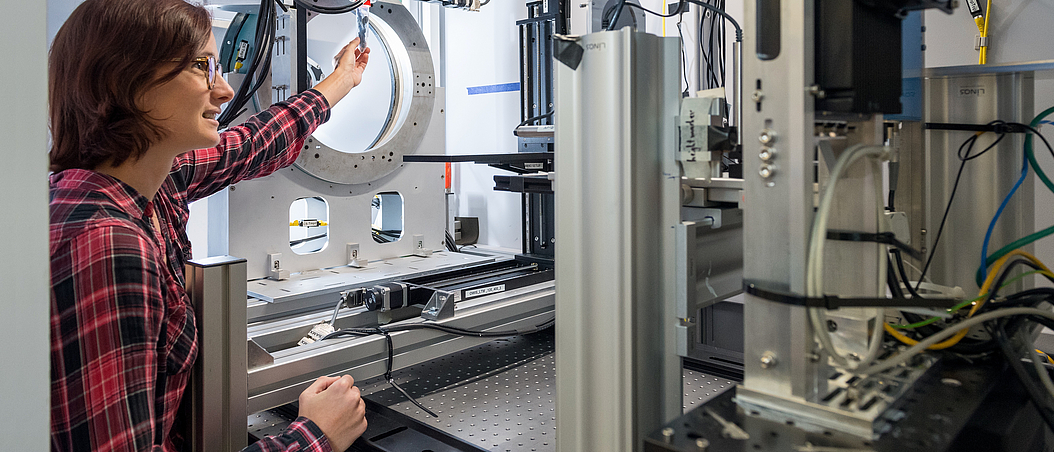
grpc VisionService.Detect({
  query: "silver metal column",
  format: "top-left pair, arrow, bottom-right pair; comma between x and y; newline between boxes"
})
554,28 -> 681,451
185,256 -> 249,452
737,0 -> 819,405
924,68 -> 1035,291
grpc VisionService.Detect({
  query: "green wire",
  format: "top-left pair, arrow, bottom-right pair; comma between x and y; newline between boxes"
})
976,106 -> 1054,286
891,270 -> 1044,329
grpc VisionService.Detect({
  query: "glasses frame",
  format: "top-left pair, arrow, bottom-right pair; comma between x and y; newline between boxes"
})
191,56 -> 221,90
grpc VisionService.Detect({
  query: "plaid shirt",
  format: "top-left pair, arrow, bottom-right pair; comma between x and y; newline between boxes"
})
50,90 -> 333,452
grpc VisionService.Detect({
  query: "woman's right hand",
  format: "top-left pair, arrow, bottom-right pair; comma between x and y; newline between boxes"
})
314,37 -> 370,107
298,375 -> 368,451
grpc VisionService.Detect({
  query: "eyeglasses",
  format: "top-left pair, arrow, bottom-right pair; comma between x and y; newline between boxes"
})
191,56 -> 222,90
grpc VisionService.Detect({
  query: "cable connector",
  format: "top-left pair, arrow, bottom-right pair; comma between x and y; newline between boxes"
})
296,323 -> 336,346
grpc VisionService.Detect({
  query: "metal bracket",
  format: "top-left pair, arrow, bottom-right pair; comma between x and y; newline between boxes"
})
412,234 -> 432,257
267,253 -> 289,281
420,290 -> 455,320
346,243 -> 367,268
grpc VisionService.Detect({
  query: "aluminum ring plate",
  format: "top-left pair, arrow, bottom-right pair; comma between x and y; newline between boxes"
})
294,1 -> 435,185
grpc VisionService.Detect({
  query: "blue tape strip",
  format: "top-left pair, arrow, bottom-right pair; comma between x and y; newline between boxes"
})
467,82 -> 521,95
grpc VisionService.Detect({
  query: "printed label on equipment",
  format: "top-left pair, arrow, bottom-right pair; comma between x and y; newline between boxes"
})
465,284 -> 506,298
525,163 -> 544,170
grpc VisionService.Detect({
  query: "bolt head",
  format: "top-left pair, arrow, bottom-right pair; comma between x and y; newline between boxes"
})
759,164 -> 775,179
760,352 -> 778,369
759,128 -> 777,145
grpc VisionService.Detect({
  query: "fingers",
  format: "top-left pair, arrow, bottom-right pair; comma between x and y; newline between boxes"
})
305,375 -> 340,394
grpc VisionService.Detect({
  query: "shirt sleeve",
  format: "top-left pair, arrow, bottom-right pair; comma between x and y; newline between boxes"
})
63,224 -> 166,451
241,417 -> 333,452
170,89 -> 331,204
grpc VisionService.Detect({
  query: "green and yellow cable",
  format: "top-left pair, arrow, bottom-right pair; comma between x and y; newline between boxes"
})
891,269 -> 1048,329
886,251 -> 1053,350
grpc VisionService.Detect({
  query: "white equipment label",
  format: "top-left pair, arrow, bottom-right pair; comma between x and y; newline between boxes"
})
525,163 -> 544,170
466,284 -> 506,298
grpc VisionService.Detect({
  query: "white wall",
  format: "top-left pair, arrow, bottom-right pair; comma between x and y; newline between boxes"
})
1,1 -> 51,449
443,2 -> 530,250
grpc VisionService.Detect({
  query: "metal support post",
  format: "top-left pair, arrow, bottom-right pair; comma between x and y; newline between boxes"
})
554,28 -> 681,451
184,256 -> 249,452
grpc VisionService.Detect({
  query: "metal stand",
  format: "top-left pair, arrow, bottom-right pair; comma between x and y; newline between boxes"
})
554,28 -> 682,451
184,256 -> 249,452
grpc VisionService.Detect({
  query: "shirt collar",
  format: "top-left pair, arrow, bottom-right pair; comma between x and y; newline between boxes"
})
50,169 -> 154,219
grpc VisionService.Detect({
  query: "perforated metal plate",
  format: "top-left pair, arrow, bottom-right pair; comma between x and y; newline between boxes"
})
249,329 -> 740,451
682,370 -> 737,413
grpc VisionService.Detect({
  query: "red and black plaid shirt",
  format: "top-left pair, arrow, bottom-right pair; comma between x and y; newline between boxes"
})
50,90 -> 334,452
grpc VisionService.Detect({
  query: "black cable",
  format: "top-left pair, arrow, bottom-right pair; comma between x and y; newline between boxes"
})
976,259 -> 1052,311
605,0 -> 686,31
717,0 -> 725,86
518,111 -> 553,127
701,7 -> 716,88
293,0 -> 365,15
891,249 -> 924,300
444,231 -> 459,252
378,330 -> 438,417
1008,122 -> 1054,161
318,317 -> 555,416
990,319 -> 1054,433
217,0 -> 278,128
915,124 -> 1007,292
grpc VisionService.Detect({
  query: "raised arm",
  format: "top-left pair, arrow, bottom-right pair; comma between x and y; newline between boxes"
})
171,38 -> 370,203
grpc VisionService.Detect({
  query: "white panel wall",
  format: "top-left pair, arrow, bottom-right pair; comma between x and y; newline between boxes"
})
444,2 -> 529,250
2,1 -> 51,450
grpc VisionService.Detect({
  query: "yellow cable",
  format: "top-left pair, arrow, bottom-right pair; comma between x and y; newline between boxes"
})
886,249 -> 1051,350
1038,349 -> 1054,365
979,0 -> 993,65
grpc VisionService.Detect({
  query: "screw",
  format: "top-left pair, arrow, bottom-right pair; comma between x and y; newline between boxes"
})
759,128 -> 777,145
760,352 -> 777,369
808,85 -> 826,99
662,427 -> 675,443
827,320 -> 838,332
759,164 -> 775,179
759,147 -> 775,162
751,90 -> 764,103
695,438 -> 710,450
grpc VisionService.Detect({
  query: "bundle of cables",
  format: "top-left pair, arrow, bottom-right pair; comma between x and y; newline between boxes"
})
804,112 -> 1054,431
217,0 -> 284,128
317,317 -> 555,416
218,0 -> 368,128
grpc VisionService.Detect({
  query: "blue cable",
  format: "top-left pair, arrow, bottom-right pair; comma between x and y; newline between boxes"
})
979,151 -> 1029,282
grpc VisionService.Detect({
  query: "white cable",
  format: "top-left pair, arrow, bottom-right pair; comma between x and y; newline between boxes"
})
861,307 -> 1054,376
806,144 -> 889,370
1029,346 -> 1054,401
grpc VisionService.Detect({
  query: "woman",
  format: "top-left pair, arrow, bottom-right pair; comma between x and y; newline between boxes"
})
48,0 -> 369,450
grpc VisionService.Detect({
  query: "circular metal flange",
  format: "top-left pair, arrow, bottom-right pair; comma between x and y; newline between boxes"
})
294,2 -> 435,185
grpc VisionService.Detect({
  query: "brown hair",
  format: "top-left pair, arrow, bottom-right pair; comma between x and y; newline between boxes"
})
49,0 -> 212,172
